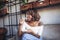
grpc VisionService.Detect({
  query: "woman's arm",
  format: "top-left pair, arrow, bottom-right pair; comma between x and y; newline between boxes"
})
18,19 -> 24,36
31,31 -> 40,38
18,23 -> 23,36
24,29 -> 40,38
18,25 -> 40,38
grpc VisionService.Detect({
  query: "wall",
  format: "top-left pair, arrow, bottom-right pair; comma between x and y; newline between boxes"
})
38,6 -> 60,24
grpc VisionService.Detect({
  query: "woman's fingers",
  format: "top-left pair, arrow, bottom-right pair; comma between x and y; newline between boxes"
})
19,19 -> 24,24
27,29 -> 32,33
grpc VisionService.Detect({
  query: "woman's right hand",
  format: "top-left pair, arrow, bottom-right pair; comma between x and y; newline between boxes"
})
24,29 -> 33,34
19,19 -> 24,25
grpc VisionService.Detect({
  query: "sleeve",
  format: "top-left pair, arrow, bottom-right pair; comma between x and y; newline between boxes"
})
21,22 -> 27,32
38,25 -> 44,36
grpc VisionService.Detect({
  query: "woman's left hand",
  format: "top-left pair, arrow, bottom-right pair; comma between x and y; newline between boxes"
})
26,29 -> 33,34
24,29 -> 40,38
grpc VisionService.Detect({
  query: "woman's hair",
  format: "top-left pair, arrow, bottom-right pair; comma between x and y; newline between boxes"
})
26,10 -> 40,21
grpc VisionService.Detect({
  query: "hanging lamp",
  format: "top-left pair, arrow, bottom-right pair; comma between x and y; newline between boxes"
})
38,0 -> 44,4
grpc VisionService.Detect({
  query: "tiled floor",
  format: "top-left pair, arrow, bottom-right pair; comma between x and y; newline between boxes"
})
42,24 -> 60,40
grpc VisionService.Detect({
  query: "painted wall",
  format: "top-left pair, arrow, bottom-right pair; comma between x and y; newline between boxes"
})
38,6 -> 60,24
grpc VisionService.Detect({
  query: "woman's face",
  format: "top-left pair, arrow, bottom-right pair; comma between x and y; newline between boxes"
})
26,15 -> 32,21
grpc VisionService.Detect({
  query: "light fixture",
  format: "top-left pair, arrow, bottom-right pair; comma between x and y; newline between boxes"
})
38,0 -> 44,4
40,2 -> 43,4
28,0 -> 37,3
38,0 -> 44,2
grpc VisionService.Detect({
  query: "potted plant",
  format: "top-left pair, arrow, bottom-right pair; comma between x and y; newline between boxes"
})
22,0 -> 28,4
21,0 -> 34,10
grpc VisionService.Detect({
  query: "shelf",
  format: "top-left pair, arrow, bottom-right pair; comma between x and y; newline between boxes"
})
20,0 -> 60,11
32,0 -> 49,8
20,0 -> 49,11
20,3 -> 60,13
20,3 -> 32,10
50,0 -> 60,5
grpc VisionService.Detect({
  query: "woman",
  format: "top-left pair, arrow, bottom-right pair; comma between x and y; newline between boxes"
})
18,10 -> 43,40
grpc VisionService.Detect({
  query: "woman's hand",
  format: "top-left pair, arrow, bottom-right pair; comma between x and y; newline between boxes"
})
19,19 -> 24,25
26,29 -> 33,33
24,29 -> 40,38
23,29 -> 33,34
